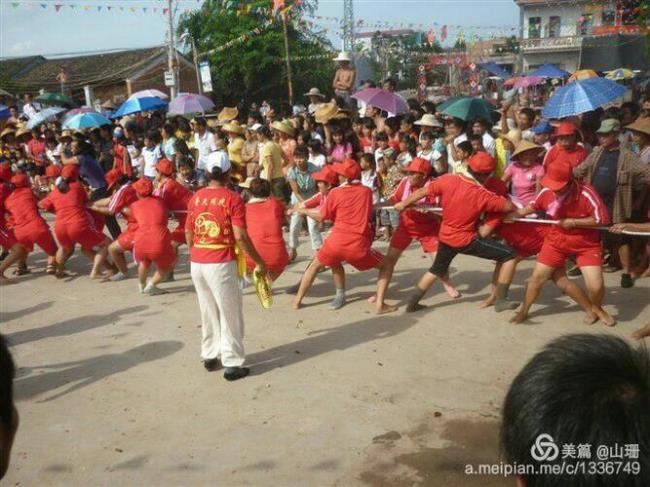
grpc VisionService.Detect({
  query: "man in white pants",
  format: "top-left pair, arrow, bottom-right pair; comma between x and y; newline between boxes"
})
185,157 -> 267,381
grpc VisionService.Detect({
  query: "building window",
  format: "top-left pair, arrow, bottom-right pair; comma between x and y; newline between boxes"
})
602,9 -> 616,25
528,16 -> 541,38
548,16 -> 561,38
579,13 -> 593,36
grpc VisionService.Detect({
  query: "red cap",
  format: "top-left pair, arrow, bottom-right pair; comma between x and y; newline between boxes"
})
61,164 -> 80,180
155,158 -> 175,177
10,174 -> 30,188
468,152 -> 496,173
313,166 -> 339,186
555,121 -> 578,137
388,140 -> 401,150
331,159 -> 361,180
405,157 -> 431,175
45,164 -> 61,179
0,163 -> 12,182
542,162 -> 573,191
132,177 -> 153,197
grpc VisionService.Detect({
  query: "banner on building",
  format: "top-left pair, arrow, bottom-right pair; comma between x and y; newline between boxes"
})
429,54 -> 468,66
199,61 -> 213,93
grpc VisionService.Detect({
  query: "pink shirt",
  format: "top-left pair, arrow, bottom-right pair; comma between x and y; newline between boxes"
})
328,143 -> 352,163
504,163 -> 544,206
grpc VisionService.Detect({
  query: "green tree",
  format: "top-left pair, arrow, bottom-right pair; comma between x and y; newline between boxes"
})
178,0 -> 334,106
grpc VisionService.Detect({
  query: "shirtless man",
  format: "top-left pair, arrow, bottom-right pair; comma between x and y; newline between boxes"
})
332,52 -> 355,105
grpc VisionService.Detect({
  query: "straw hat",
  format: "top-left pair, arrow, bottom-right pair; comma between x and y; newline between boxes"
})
58,129 -> 73,141
511,140 -> 545,160
120,115 -> 135,127
314,102 -> 349,124
238,176 -> 255,189
15,127 -> 32,139
218,106 -> 239,123
271,120 -> 296,137
625,117 -> 650,137
304,88 -> 325,98
0,128 -> 15,139
414,114 -> 443,128
101,100 -> 116,110
500,128 -> 522,147
222,121 -> 245,135
207,118 -> 221,129
333,51 -> 351,62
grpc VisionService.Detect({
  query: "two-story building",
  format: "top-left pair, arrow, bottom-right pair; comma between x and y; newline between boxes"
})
516,0 -> 647,72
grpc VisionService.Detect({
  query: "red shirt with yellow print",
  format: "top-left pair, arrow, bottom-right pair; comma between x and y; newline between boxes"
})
185,186 -> 246,264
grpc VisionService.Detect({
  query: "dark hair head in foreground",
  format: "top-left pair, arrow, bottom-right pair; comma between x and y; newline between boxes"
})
0,334 -> 17,480
501,333 -> 649,487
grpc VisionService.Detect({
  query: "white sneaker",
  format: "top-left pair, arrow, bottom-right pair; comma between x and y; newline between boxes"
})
138,283 -> 145,293
143,283 -> 168,296
110,272 -> 127,282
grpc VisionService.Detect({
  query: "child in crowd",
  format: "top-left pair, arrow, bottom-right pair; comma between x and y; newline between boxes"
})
396,134 -> 417,168
374,131 -> 390,166
326,127 -> 353,163
377,147 -> 402,239
450,141 -> 473,176
308,139 -> 327,168
141,131 -> 162,180
176,161 -> 198,191
468,134 -> 485,154
360,153 -> 380,205
502,141 -> 545,206
359,119 -> 375,154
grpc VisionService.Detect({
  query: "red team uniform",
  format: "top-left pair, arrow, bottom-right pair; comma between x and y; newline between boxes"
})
0,182 -> 17,249
317,182 -> 383,271
531,183 -> 608,268
39,181 -> 105,251
109,183 -> 139,251
154,177 -> 192,245
244,198 -> 289,274
130,197 -> 175,269
5,175 -> 57,256
389,177 -> 440,253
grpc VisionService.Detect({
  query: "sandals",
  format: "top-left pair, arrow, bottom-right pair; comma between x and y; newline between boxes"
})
13,265 -> 31,276
46,264 -> 57,275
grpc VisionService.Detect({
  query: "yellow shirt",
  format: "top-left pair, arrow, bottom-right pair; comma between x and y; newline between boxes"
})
227,137 -> 244,166
261,141 -> 284,180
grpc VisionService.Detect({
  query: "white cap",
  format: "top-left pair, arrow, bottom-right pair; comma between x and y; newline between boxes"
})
206,150 -> 231,173
249,123 -> 263,131
334,51 -> 351,62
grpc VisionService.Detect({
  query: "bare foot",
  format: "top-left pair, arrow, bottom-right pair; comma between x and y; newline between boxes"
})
367,295 -> 377,304
632,323 -> 650,340
583,312 -> 598,325
291,300 -> 302,310
376,303 -> 398,315
593,307 -> 617,327
479,295 -> 496,309
510,312 -> 528,324
443,282 -> 461,299
289,249 -> 297,262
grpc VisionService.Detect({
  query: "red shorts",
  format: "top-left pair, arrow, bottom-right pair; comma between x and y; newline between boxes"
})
390,225 -> 439,253
537,240 -> 602,269
14,225 -> 57,256
0,226 -> 17,249
170,226 -> 186,245
55,224 -> 105,251
245,243 -> 289,275
117,230 -> 136,251
134,245 -> 175,269
90,211 -> 105,233
317,232 -> 383,271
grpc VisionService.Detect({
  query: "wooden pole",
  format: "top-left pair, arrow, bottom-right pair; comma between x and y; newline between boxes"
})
282,9 -> 294,105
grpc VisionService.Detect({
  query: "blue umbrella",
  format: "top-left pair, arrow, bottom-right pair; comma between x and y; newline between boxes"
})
0,105 -> 9,120
63,112 -> 112,130
542,77 -> 627,119
112,96 -> 167,118
528,64 -> 570,79
26,106 -> 65,129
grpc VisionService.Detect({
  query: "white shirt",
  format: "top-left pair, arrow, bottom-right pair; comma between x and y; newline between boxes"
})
481,133 -> 496,157
194,131 -> 217,171
361,169 -> 379,204
446,134 -> 467,173
142,145 -> 162,178
22,102 -> 41,120
309,153 -> 326,169
205,150 -> 229,173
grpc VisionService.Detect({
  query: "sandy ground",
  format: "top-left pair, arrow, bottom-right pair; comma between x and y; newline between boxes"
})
1,238 -> 649,486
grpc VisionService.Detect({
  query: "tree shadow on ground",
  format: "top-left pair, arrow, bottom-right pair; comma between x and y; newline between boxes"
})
5,305 -> 154,346
15,340 -> 183,402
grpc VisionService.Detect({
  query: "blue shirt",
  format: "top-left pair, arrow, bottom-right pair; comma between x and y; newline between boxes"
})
77,154 -> 106,189
287,163 -> 318,204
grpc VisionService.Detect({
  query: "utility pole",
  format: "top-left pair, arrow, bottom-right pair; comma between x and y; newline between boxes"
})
281,9 -> 294,105
342,0 -> 355,52
191,36 -> 202,94
167,0 -> 178,99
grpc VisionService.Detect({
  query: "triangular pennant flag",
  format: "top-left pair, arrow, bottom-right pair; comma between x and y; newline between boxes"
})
40,3 -> 47,8
84,5 -> 92,11
97,6 -> 102,11
11,2 -> 19,8
107,6 -> 112,10
142,7 -> 147,13
54,4 -> 63,11
441,25 -> 448,42
129,7 -> 136,12
163,8 -> 169,14
69,4 -> 75,8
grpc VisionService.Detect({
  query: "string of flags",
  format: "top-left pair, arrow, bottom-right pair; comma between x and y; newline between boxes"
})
5,1 -> 202,15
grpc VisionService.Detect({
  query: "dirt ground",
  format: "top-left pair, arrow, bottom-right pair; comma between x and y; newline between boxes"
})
2,240 -> 648,486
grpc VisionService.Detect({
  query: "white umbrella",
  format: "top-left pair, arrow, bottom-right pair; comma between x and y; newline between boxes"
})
128,89 -> 169,101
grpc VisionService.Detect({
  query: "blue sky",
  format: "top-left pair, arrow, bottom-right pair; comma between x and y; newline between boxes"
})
1,0 -> 520,58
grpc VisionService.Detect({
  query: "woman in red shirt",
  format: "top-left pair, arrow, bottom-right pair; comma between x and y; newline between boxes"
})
185,160 -> 266,381
39,165 -> 111,279
128,178 -> 175,295
5,174 -> 58,274
243,178 -> 289,281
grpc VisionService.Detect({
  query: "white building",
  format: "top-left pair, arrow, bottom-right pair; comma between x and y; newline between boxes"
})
515,0 -> 645,72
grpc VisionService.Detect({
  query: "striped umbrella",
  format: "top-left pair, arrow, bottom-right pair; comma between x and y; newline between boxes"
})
605,69 -> 635,81
26,106 -> 65,129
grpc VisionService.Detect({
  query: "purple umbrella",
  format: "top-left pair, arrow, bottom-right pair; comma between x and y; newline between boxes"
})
168,94 -> 215,115
129,89 -> 169,100
351,88 -> 409,117
62,106 -> 97,124
512,76 -> 544,89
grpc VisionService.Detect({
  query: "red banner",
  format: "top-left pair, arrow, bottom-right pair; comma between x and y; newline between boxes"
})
429,54 -> 468,66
